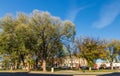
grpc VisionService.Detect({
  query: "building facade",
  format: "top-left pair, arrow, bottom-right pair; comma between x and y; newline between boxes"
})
62,56 -> 87,68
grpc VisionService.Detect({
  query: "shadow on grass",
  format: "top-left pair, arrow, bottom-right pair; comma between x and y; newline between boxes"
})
98,72 -> 120,76
0,72 -> 73,76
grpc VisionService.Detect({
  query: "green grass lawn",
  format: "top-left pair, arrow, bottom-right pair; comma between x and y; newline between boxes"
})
0,68 -> 119,73
75,69 -> 120,72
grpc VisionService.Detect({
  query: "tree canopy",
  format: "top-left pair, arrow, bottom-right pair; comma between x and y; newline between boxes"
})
75,36 -> 108,70
0,10 -> 76,71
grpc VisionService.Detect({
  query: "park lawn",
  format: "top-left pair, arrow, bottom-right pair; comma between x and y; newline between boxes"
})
0,69 -> 119,73
0,69 -> 28,72
76,69 -> 120,72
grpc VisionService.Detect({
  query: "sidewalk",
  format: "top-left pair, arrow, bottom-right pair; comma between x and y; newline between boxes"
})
30,70 -> 114,76
0,70 -> 119,76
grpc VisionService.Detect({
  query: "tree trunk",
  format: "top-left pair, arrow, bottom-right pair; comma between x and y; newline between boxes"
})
21,61 -> 25,70
89,67 -> 91,71
42,60 -> 46,72
35,58 -> 38,69
21,55 -> 25,70
79,58 -> 81,70
15,61 -> 18,70
71,62 -> 73,70
70,56 -> 73,70
27,62 -> 30,72
10,65 -> 13,70
110,62 -> 113,70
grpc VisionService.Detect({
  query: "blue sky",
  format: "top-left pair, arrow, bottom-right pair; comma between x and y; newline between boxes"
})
0,0 -> 120,40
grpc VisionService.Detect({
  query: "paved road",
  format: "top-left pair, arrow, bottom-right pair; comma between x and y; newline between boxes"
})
0,72 -> 120,76
98,72 -> 120,76
0,72 -> 73,76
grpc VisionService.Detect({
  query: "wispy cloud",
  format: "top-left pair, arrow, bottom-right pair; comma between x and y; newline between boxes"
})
66,7 -> 85,22
93,0 -> 120,28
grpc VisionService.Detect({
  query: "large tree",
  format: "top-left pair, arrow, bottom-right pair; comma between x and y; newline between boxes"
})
75,36 -> 108,70
0,10 -> 76,71
28,10 -> 75,71
0,15 -> 20,70
107,40 -> 120,70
